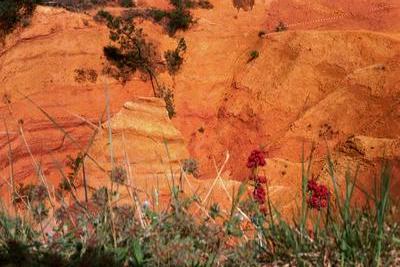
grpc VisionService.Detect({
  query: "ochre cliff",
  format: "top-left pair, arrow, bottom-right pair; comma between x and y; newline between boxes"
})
0,0 -> 399,211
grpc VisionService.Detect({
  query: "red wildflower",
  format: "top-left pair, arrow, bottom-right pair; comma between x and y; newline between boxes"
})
250,175 -> 267,184
246,149 -> 266,169
306,180 -> 330,210
259,206 -> 268,215
257,175 -> 267,184
253,185 -> 266,204
320,198 -> 328,208
315,184 -> 329,199
307,195 -> 329,210
307,179 -> 318,193
307,195 -> 320,210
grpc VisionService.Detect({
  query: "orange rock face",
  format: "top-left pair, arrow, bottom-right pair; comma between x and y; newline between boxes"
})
170,0 -> 400,207
0,0 -> 399,213
82,97 -> 241,210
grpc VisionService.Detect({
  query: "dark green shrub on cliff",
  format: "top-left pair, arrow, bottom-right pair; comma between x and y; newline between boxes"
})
166,7 -> 194,36
0,0 -> 41,37
164,38 -> 187,75
121,0 -> 196,36
50,0 -> 108,11
102,15 -> 162,93
248,50 -> 259,62
170,0 -> 194,8
148,8 -> 168,22
93,9 -> 113,22
119,0 -> 134,8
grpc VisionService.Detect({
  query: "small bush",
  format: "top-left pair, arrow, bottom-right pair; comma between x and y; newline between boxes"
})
182,158 -> 199,176
50,0 -> 108,11
248,50 -> 259,62
164,38 -> 187,75
170,0 -> 194,8
13,183 -> 48,205
93,10 -> 113,23
118,0 -> 134,8
197,0 -> 213,9
148,8 -> 168,22
121,0 -> 201,36
232,0 -> 255,11
166,8 -> 194,36
158,85 -> 176,118
91,186 -> 109,207
275,21 -> 288,32
0,0 -> 40,37
110,166 -> 127,184
258,30 -> 266,37
102,14 -> 163,89
74,68 -> 98,83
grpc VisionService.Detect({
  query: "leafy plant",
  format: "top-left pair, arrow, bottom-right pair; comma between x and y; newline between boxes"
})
258,30 -> 266,37
232,0 -> 255,11
197,0 -> 213,9
159,85 -> 176,118
164,38 -> 187,75
119,0 -> 134,8
110,166 -> 127,184
0,0 -> 40,38
182,158 -> 198,176
0,147 -> 398,266
170,0 -> 194,9
102,14 -> 162,95
275,21 -> 288,32
93,9 -> 113,23
148,8 -> 168,22
166,7 -> 194,36
74,68 -> 98,83
122,0 -> 196,36
248,50 -> 259,62
49,0 -> 108,11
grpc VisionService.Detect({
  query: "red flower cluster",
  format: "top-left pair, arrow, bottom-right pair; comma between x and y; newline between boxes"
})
246,149 -> 266,169
253,186 -> 266,204
307,179 -> 330,210
250,175 -> 267,184
247,149 -> 269,213
307,179 -> 318,192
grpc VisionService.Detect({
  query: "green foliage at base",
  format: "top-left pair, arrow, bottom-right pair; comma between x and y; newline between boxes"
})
0,156 -> 398,266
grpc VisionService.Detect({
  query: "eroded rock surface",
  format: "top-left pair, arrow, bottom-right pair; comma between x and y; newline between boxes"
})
84,97 -> 240,210
0,1 -> 399,212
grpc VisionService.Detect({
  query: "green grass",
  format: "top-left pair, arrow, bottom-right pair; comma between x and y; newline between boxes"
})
0,99 -> 398,265
0,154 -> 398,266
